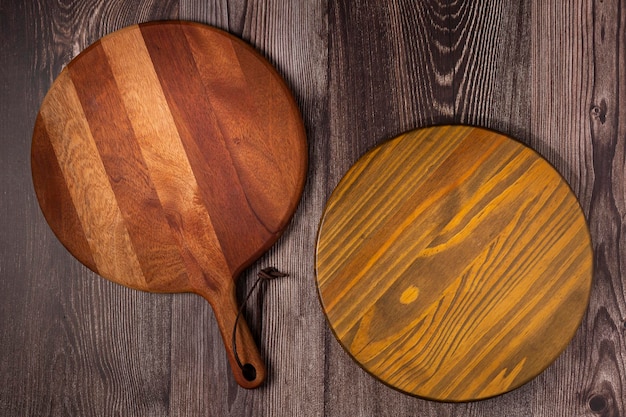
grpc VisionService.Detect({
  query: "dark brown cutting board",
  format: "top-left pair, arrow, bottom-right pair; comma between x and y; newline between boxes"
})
31,21 -> 307,389
315,125 -> 593,401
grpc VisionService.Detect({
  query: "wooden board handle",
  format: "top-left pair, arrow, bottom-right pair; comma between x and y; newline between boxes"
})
200,282 -> 266,389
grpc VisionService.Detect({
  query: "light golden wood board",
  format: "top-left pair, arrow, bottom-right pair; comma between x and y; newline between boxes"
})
315,125 -> 593,402
31,21 -> 307,389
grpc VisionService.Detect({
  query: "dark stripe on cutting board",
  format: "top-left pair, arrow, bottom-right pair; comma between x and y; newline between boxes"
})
140,22 -> 272,273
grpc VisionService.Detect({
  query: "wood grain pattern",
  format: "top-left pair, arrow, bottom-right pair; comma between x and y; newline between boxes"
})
316,125 -> 593,401
583,0 -> 626,415
2,2 -> 181,417
30,21 -> 307,389
2,0 -> 626,416
177,2 -> 331,416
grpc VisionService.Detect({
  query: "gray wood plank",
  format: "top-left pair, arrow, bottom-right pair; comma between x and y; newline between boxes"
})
583,0 -> 626,415
0,1 -> 179,416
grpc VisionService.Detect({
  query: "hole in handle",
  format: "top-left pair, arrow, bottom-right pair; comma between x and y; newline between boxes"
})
242,364 -> 257,381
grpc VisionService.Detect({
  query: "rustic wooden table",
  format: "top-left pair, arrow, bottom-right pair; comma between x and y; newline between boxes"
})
1,1 -> 624,416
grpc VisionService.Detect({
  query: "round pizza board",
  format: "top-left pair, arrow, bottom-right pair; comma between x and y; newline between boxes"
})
32,21 -> 307,389
315,125 -> 592,401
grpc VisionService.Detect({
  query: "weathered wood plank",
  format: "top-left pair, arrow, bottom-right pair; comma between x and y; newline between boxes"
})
452,2 -> 532,137
328,0 -> 456,187
0,1 -> 179,416
583,0 -> 626,415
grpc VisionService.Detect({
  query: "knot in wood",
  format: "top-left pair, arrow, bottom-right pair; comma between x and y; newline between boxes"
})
588,393 -> 608,413
590,100 -> 607,124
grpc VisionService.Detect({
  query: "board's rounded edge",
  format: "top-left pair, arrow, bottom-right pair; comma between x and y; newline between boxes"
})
313,124 -> 595,402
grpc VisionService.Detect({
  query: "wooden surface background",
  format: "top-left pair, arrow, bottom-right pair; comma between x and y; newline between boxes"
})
0,0 -> 624,416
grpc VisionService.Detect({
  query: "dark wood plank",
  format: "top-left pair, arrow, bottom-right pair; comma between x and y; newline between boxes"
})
452,2 -> 532,135
583,0 -> 626,415
328,0 -> 456,183
0,1 -> 179,416
452,4 -> 604,416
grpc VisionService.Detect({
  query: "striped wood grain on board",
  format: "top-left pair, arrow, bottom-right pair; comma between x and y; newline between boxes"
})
30,21 -> 308,389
